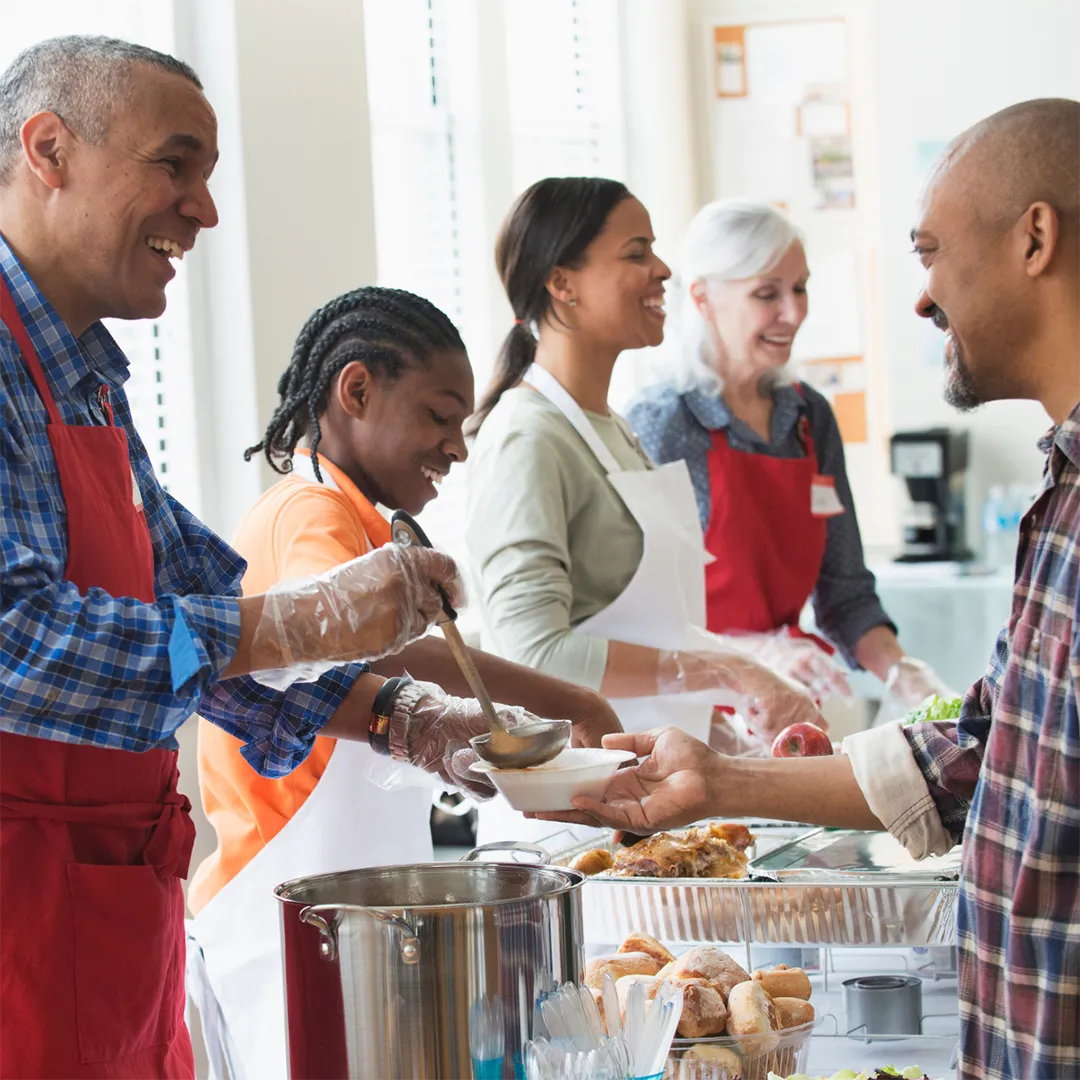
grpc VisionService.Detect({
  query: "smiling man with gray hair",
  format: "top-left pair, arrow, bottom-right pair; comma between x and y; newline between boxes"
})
0,34 -> 467,1080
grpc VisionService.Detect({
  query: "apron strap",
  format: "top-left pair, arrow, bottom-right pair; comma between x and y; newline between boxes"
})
0,274 -> 63,425
184,922 -> 243,1080
521,364 -> 623,475
1,791 -> 195,878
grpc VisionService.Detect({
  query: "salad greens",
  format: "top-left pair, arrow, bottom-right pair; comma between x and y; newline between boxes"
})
902,694 -> 963,725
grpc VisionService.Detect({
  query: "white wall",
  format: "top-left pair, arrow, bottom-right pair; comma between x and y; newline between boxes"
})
860,0 -> 1080,550
174,0 -> 379,542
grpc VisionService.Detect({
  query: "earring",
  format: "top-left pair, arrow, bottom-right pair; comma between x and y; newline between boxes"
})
567,298 -> 578,307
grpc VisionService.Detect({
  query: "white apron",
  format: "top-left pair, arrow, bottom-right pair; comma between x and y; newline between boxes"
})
186,460 -> 434,1079
476,364 -> 732,848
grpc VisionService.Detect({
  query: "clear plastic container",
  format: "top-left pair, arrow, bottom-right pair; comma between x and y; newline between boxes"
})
663,1018 -> 817,1079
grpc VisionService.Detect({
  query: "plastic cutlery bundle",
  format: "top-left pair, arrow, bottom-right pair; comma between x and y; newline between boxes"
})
522,979 -> 683,1080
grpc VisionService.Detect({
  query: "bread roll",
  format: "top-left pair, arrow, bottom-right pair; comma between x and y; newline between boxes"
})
655,960 -> 675,981
674,977 -> 728,1039
584,951 -> 662,989
667,946 -> 750,1003
679,1044 -> 743,1078
619,931 -> 676,966
571,848 -> 614,876
751,964 -> 812,1001
725,981 -> 779,1055
773,995 -> 815,1030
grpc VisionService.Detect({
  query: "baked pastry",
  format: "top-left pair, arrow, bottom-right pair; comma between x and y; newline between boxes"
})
678,1044 -> 743,1078
752,964 -> 812,1001
666,946 -> 750,1003
673,977 -> 727,1039
619,932 -> 676,966
584,951 -> 662,989
612,825 -> 751,879
725,981 -> 779,1055
773,995 -> 815,1029
571,848 -> 614,876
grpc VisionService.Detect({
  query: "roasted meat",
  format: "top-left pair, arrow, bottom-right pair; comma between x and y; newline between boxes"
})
611,823 -> 753,879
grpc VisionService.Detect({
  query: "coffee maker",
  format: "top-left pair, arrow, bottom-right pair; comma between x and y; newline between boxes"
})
890,428 -> 973,562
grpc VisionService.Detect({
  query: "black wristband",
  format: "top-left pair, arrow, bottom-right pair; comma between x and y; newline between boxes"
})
368,675 -> 412,756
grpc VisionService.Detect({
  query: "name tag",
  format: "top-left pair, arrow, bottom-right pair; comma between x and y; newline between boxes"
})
131,466 -> 144,511
811,474 -> 844,517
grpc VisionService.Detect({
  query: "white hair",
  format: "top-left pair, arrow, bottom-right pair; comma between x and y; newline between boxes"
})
671,199 -> 802,392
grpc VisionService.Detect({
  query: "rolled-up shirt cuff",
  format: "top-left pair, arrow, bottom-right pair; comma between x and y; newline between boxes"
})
841,722 -> 955,858
168,593 -> 241,692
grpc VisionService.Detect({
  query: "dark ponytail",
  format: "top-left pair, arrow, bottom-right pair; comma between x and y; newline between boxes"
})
468,176 -> 631,433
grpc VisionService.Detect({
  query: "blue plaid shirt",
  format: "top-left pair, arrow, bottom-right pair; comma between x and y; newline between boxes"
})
0,235 -> 360,777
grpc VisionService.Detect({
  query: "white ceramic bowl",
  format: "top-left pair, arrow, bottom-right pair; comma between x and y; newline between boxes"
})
469,747 -> 636,812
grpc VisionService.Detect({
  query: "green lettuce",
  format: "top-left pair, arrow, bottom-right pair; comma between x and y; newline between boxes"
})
903,694 -> 963,725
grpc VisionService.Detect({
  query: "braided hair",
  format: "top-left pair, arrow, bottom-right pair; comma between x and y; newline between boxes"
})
245,286 -> 465,482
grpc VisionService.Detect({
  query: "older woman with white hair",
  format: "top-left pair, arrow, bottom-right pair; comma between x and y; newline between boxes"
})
627,200 -> 948,710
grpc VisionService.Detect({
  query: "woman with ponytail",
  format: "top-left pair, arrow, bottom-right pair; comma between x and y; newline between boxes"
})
465,179 -> 826,844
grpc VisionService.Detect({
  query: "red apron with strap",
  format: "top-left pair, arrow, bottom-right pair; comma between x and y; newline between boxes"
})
703,399 -> 836,640
0,277 -> 195,1079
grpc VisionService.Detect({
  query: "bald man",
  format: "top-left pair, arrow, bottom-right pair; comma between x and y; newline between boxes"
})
537,99 -> 1080,1080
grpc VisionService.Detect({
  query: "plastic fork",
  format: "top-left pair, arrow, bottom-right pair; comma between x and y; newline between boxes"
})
578,984 -> 606,1047
602,973 -> 622,1040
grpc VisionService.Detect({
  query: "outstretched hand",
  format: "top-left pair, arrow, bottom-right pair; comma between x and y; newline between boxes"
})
527,727 -> 721,835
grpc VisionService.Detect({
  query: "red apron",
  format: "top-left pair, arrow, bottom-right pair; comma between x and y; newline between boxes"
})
703,403 -> 832,638
0,278 -> 195,1080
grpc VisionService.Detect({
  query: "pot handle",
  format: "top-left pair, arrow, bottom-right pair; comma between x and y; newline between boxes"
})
298,904 -> 420,965
462,841 -> 551,865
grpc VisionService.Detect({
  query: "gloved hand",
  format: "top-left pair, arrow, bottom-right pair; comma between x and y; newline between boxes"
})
884,657 -> 954,709
250,544 -> 463,689
729,629 -> 853,706
388,680 -> 542,801
658,648 -> 826,740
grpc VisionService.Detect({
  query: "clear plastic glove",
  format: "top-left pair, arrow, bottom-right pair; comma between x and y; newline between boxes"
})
387,680 -> 542,801
250,544 -> 463,690
658,647 -> 825,740
708,708 -> 767,757
728,628 -> 853,706
884,656 -> 955,710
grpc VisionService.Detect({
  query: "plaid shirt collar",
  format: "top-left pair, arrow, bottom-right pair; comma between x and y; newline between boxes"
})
0,232 -> 130,400
1036,400 -> 1080,487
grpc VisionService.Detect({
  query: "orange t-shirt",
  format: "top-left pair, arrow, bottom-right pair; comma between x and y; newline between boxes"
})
187,450 -> 391,915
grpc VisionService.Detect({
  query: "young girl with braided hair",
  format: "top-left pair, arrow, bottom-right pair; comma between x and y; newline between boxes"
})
187,286 -> 620,1079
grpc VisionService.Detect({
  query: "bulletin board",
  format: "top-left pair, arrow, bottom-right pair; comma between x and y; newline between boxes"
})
710,17 -> 868,444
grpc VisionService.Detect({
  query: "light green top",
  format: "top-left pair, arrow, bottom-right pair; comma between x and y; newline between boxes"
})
464,385 -> 653,689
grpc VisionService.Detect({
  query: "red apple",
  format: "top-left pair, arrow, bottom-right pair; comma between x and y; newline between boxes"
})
771,722 -> 834,758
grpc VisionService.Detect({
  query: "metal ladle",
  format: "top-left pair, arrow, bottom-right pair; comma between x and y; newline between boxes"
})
390,510 -> 571,769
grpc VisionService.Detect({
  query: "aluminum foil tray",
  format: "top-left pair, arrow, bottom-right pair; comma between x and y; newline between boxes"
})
547,823 -> 959,948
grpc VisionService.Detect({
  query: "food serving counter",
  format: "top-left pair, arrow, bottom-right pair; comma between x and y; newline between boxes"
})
539,821 -> 962,1078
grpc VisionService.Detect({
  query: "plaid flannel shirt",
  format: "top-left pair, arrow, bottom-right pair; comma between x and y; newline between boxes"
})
1,234 -> 361,777
905,404 -> 1080,1080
